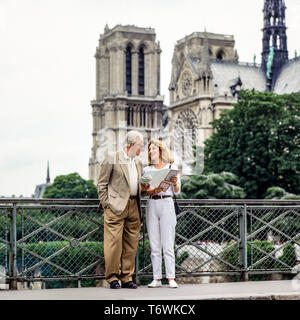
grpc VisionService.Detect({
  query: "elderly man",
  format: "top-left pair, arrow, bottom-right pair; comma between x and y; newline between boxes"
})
97,131 -> 148,289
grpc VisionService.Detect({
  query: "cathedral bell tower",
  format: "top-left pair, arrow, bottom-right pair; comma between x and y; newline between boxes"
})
89,25 -> 164,184
262,0 -> 289,91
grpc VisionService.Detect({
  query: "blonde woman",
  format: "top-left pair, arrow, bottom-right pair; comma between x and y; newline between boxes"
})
142,139 -> 180,288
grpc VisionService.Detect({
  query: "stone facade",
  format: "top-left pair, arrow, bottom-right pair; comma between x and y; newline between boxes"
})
168,32 -> 239,165
89,25 -> 165,183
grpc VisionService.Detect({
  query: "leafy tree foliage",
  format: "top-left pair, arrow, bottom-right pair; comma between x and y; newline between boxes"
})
264,186 -> 300,200
179,171 -> 246,199
43,172 -> 97,199
203,90 -> 300,198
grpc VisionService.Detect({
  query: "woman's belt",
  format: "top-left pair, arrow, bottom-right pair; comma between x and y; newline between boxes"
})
150,195 -> 172,200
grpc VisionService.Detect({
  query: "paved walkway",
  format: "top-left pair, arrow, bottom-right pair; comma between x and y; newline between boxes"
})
0,280 -> 300,300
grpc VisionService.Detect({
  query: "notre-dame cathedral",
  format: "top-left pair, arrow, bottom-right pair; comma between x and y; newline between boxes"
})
89,0 -> 300,184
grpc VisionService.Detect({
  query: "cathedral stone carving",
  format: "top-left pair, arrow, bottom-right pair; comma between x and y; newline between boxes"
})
174,109 -> 198,163
180,71 -> 193,97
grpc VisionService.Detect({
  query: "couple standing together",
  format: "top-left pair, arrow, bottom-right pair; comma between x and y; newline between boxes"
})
97,131 -> 180,289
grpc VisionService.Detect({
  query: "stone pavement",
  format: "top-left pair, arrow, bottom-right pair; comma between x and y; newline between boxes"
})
0,280 -> 300,300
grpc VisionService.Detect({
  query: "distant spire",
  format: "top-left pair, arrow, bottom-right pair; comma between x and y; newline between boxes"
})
202,30 -> 209,67
262,0 -> 288,91
46,161 -> 50,184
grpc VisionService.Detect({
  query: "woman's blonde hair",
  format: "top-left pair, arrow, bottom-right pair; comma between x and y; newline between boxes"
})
147,139 -> 174,166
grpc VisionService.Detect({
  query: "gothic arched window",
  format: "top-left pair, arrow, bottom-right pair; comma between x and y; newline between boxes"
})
216,49 -> 225,61
276,34 -> 280,48
126,46 -> 132,95
151,110 -> 154,128
127,106 -> 134,126
126,107 -> 130,126
144,108 -> 147,127
138,47 -> 145,95
139,106 -> 147,127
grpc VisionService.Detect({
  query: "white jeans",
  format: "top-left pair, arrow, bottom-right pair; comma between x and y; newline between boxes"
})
146,197 -> 177,279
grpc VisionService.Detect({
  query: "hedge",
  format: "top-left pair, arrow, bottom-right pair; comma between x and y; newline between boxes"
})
221,240 -> 299,281
0,210 -> 104,243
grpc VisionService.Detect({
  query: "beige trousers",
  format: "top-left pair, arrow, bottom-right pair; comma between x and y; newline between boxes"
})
104,198 -> 141,283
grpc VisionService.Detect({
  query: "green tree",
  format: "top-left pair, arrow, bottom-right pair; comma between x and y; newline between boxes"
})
43,172 -> 97,199
179,171 -> 246,199
264,186 -> 300,200
203,90 -> 300,198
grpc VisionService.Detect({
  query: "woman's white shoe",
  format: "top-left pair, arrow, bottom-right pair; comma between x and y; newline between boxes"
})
168,280 -> 178,288
147,280 -> 162,288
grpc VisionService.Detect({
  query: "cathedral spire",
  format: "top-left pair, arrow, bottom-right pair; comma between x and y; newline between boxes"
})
262,0 -> 289,91
46,161 -> 50,184
202,30 -> 209,69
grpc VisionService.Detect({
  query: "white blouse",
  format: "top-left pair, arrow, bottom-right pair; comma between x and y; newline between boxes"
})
143,163 -> 181,196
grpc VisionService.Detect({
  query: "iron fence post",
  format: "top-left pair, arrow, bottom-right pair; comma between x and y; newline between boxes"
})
9,202 -> 18,290
239,204 -> 248,281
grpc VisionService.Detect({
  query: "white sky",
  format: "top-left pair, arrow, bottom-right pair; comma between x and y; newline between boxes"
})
0,0 -> 299,197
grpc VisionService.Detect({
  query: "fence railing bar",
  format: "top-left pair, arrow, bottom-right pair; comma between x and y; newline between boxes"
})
1,199 -> 299,287
8,203 -> 17,289
137,263 -> 153,273
194,213 -> 239,241
0,244 -> 8,251
70,210 -> 104,228
187,242 -> 240,272
74,242 -> 103,260
179,209 -> 239,242
17,243 -> 74,276
247,233 -> 300,269
75,228 -> 101,243
244,206 -> 300,209
17,211 -> 102,245
0,238 -> 9,246
246,210 -> 291,240
17,205 -> 101,210
18,211 -> 74,243
176,238 -> 239,271
247,211 -> 299,241
1,198 -> 299,204
75,259 -> 104,276
0,210 -> 12,217
14,275 -> 106,281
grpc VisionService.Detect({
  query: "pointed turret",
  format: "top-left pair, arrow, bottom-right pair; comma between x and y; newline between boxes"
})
262,0 -> 289,90
46,161 -> 50,184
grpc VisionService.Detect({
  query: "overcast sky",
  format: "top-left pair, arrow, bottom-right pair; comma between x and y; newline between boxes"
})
0,0 -> 299,197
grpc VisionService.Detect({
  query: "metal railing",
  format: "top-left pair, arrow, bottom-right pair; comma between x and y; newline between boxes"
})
0,198 -> 299,289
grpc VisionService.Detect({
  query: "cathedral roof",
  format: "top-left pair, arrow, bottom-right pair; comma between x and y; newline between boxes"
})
186,56 -> 203,76
210,61 -> 267,96
273,58 -> 300,94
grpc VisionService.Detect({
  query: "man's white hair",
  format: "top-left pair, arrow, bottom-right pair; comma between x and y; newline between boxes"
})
123,131 -> 143,147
